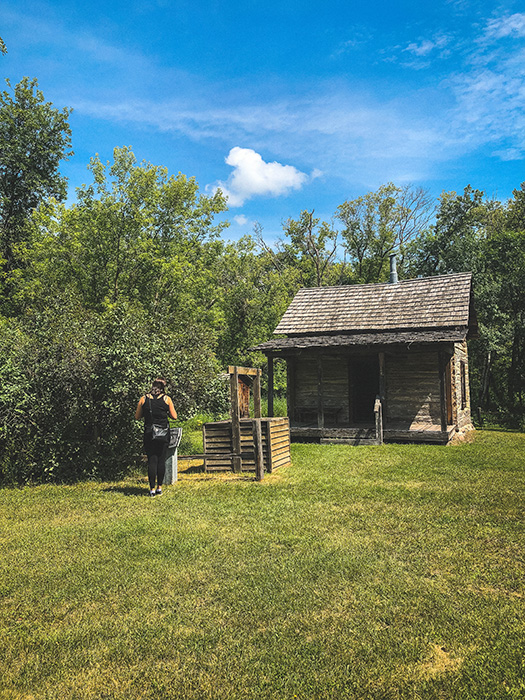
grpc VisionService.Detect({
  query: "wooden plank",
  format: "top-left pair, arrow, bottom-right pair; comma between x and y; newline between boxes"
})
317,355 -> 324,429
271,455 -> 291,468
269,419 -> 289,429
231,367 -> 242,473
267,356 -> 274,418
201,452 -> 250,459
384,429 -> 450,444
287,358 -> 296,423
270,434 -> 289,443
266,420 -> 273,473
228,365 -> 259,376
254,369 -> 262,419
439,350 -> 448,432
272,451 -> 290,463
379,351 -> 386,426
272,444 -> 291,456
269,421 -> 289,431
272,437 -> 290,448
374,398 -> 383,445
269,426 -> 289,437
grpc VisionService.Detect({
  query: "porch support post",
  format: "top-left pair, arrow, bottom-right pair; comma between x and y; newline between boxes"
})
378,351 -> 386,427
254,368 -> 262,419
230,366 -> 242,473
267,355 -> 274,418
439,350 -> 448,433
317,354 -> 324,429
287,357 -> 296,424
253,418 -> 264,481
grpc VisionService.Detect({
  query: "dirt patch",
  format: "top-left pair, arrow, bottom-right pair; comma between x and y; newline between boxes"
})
419,644 -> 462,678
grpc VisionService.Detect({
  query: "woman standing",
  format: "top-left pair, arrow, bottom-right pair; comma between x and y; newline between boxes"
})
135,378 -> 177,497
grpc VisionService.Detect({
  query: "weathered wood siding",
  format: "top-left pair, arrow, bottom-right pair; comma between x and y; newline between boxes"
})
203,418 -> 291,473
267,418 -> 292,472
385,351 -> 441,425
294,357 -> 318,425
452,341 -> 473,431
322,355 -> 350,426
291,355 -> 349,426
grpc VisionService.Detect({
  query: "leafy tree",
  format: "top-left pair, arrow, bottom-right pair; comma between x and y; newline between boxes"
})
410,185 -> 525,425
279,210 -> 340,287
0,147 -> 233,483
23,146 -> 228,316
0,78 -> 72,281
0,297 -> 227,484
489,186 -> 525,416
337,183 -> 434,283
407,185 -> 500,277
215,236 -> 298,369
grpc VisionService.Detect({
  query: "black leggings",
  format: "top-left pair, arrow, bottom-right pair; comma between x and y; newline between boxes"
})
144,437 -> 168,490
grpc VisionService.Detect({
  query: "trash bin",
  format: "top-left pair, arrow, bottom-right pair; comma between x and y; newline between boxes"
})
165,428 -> 182,484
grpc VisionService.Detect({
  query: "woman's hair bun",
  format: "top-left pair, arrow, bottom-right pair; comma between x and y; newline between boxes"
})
151,378 -> 167,395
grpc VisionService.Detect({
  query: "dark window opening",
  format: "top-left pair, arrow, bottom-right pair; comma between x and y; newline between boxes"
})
460,361 -> 467,410
350,356 -> 379,423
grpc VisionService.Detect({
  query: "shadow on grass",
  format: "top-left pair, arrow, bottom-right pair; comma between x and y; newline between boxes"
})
103,485 -> 148,497
179,473 -> 259,482
179,464 -> 205,474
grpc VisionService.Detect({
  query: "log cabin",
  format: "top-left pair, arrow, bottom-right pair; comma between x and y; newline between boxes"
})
253,265 -> 477,445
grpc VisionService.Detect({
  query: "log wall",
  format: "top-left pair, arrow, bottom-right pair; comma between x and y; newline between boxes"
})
385,351 -> 442,425
292,355 -> 350,426
322,355 -> 350,426
286,346 -> 465,436
452,341 -> 473,431
294,358 -> 318,425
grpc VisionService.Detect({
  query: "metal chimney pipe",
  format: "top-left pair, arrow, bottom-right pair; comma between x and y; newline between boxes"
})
389,253 -> 398,284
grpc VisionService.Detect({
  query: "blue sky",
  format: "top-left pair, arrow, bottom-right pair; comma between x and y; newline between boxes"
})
2,0 -> 525,242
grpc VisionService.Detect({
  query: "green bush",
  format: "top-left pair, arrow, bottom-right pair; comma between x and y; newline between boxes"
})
0,298 -> 228,484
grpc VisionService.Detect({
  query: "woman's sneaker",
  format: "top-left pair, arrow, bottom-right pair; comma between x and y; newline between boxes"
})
155,488 -> 163,496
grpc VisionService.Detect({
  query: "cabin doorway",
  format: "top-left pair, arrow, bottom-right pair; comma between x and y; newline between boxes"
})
350,356 -> 379,423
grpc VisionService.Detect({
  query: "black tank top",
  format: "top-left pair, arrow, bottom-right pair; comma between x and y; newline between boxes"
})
144,394 -> 169,428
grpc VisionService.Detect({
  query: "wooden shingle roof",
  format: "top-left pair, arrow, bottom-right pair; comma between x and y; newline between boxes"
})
254,329 -> 469,352
274,272 -> 474,337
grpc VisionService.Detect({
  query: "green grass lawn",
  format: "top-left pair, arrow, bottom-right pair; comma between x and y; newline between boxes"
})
1,430 -> 524,699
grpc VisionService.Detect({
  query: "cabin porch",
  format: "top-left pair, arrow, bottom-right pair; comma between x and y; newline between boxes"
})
290,423 -> 457,445
262,343 -> 468,446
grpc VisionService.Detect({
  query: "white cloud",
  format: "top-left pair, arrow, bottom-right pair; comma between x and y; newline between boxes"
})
484,13 -> 525,40
233,214 -> 249,226
213,147 -> 309,207
402,34 -> 451,64
448,34 -> 525,155
492,147 -> 524,161
405,39 -> 437,57
48,5 -> 525,193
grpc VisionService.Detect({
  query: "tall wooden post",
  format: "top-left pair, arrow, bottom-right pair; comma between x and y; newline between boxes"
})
254,369 -> 262,419
438,350 -> 448,433
378,351 -> 386,428
230,366 -> 242,473
267,356 -> 274,418
253,418 -> 264,481
287,358 -> 296,424
317,354 -> 324,429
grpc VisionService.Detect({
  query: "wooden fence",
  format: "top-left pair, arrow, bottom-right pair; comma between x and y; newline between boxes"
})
203,417 -> 291,477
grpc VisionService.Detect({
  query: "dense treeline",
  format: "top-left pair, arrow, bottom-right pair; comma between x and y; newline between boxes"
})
1,78 -> 524,483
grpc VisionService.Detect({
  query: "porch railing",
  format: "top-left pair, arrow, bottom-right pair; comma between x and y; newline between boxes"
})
374,397 -> 384,445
